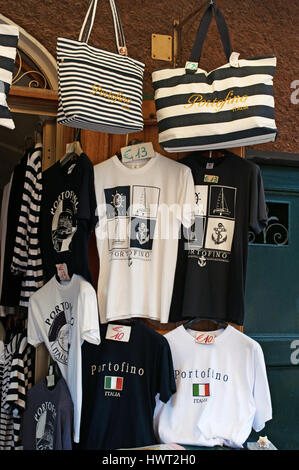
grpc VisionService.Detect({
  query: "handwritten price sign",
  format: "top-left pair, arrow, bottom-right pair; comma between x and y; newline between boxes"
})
121,142 -> 155,163
195,333 -> 216,344
106,324 -> 132,343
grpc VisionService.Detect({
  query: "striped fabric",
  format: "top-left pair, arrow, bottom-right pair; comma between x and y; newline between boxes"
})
0,332 -> 21,450
57,0 -> 144,134
0,24 -> 19,130
6,333 -> 34,449
0,332 -> 33,450
11,145 -> 44,307
152,54 -> 278,152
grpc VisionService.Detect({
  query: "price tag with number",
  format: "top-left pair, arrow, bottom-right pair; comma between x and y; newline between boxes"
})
195,333 -> 216,344
121,142 -> 155,163
106,324 -> 132,343
56,263 -> 70,281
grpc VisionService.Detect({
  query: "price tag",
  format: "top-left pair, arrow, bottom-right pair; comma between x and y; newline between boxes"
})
56,263 -> 70,281
47,374 -> 55,387
106,324 -> 131,343
204,174 -> 219,184
206,162 -> 214,169
185,61 -> 198,73
121,142 -> 155,163
195,333 -> 216,344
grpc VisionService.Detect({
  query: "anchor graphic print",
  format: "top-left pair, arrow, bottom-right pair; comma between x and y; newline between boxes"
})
187,184 -> 236,266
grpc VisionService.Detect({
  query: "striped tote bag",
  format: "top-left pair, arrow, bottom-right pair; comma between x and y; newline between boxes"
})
152,2 -> 278,152
0,24 -> 19,130
57,0 -> 145,134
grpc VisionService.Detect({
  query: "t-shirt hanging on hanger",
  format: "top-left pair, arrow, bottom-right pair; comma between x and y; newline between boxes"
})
20,376 -> 73,450
154,325 -> 272,449
79,320 -> 176,450
39,153 -> 98,285
169,151 -> 268,325
27,273 -> 101,443
93,152 -> 195,324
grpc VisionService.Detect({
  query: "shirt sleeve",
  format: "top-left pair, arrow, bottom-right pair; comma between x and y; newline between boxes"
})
249,163 -> 268,235
27,296 -> 43,347
156,337 -> 176,404
77,155 -> 98,233
79,283 -> 101,346
177,166 -> 196,229
252,342 -> 272,432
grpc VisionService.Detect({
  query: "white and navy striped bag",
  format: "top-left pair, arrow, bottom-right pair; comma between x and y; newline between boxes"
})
0,24 -> 19,130
57,0 -> 145,134
152,2 -> 278,152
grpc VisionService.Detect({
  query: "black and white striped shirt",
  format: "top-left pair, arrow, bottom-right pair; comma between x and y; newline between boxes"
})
11,145 -> 44,307
0,331 -> 34,450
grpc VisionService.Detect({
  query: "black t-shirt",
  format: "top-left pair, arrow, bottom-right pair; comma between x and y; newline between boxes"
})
169,151 -> 268,326
39,153 -> 97,284
79,320 -> 176,450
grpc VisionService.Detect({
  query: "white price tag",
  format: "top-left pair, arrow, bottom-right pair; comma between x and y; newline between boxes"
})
106,324 -> 132,343
195,333 -> 216,344
47,374 -> 55,387
121,142 -> 155,163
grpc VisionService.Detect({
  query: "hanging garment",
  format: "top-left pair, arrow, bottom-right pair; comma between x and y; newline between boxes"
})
5,331 -> 34,449
154,325 -> 272,449
27,273 -> 101,443
0,24 -> 19,130
39,152 -> 97,284
93,152 -> 195,324
169,150 -> 268,326
79,320 -> 176,450
10,144 -> 44,307
20,376 -> 73,450
0,331 -> 21,450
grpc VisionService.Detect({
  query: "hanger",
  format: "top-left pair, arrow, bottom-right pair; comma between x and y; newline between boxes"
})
34,121 -> 43,145
183,317 -> 227,330
60,128 -> 83,166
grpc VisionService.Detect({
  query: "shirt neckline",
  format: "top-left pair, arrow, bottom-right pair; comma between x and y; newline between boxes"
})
187,151 -> 235,172
111,152 -> 161,174
52,273 -> 77,291
41,376 -> 63,394
178,324 -> 233,345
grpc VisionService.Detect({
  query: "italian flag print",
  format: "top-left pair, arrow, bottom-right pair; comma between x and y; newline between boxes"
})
104,376 -> 123,391
193,383 -> 210,397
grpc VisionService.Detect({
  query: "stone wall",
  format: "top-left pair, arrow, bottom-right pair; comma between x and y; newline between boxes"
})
2,0 -> 299,153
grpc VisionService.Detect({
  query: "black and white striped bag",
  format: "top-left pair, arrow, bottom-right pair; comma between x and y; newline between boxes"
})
57,0 -> 145,134
152,2 -> 278,152
0,24 -> 19,130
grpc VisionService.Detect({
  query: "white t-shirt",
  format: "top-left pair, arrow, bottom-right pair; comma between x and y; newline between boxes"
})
27,274 -> 101,443
94,153 -> 195,324
154,325 -> 272,449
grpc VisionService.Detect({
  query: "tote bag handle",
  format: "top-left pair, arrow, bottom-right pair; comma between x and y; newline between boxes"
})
189,1 -> 233,64
79,0 -> 127,54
